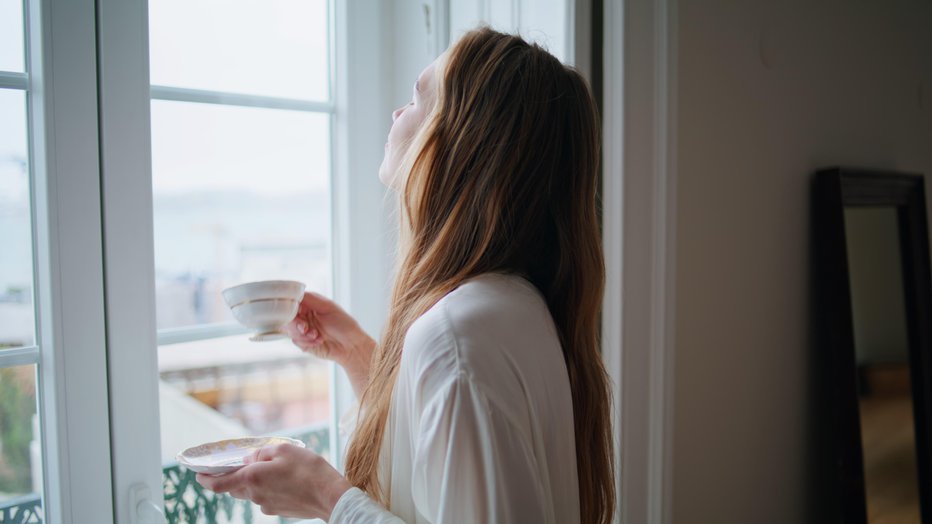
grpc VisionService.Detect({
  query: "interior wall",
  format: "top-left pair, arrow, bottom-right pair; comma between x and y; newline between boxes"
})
673,0 -> 932,522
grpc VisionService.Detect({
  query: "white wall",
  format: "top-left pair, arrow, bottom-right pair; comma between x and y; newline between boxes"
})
672,0 -> 932,521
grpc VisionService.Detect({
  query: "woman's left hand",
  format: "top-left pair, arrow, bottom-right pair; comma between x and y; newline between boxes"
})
195,443 -> 352,520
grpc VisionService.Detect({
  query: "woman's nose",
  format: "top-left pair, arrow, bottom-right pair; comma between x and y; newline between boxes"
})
392,106 -> 405,122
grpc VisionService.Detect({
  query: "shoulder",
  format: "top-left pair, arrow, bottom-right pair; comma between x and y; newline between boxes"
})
401,273 -> 558,387
405,273 -> 550,356
441,272 -> 549,326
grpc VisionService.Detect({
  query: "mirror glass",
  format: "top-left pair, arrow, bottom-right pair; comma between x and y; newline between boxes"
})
845,206 -> 921,523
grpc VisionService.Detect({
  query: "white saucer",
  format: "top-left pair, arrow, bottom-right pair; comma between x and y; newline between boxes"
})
177,436 -> 305,476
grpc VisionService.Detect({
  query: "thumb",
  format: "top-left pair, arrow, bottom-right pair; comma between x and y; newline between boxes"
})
242,448 -> 262,465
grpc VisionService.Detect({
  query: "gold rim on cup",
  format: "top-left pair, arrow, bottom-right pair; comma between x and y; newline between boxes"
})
229,297 -> 299,309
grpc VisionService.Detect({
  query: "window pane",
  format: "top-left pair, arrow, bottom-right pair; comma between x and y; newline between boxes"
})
149,0 -> 330,101
151,99 -> 331,331
158,335 -> 330,455
0,0 -> 25,73
150,2 -> 336,519
0,90 -> 34,349
0,365 -> 43,510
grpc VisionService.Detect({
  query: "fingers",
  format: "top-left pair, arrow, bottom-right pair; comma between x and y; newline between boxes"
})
243,443 -> 299,466
196,470 -> 244,493
282,320 -> 322,348
242,448 -> 262,466
286,301 -> 321,340
300,291 -> 337,315
283,317 -> 319,340
196,447 -> 338,519
195,457 -> 280,493
254,443 -> 286,462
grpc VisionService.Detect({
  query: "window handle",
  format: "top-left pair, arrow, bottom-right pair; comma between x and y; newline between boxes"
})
129,482 -> 166,524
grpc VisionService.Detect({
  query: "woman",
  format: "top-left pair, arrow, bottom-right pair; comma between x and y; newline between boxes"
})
197,27 -> 614,523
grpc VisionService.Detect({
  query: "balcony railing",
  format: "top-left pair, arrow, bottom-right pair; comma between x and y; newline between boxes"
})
0,494 -> 41,524
0,424 -> 329,524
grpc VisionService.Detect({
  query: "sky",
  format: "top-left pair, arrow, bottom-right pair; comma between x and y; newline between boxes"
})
0,0 -> 24,73
0,0 -> 333,200
149,0 -> 332,196
1,0 -> 27,208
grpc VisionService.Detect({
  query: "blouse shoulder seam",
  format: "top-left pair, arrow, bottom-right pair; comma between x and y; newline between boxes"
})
434,296 -> 535,442
437,293 -> 467,378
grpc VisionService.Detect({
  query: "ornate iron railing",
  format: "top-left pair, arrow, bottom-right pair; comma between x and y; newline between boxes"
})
0,494 -> 42,524
0,424 -> 329,524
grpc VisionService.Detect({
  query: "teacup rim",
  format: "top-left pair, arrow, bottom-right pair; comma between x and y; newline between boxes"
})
222,280 -> 306,300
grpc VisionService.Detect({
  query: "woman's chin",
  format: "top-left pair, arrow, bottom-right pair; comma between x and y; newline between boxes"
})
378,160 -> 403,190
378,163 -> 392,188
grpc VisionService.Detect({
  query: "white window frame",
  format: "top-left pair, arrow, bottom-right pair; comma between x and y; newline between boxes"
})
12,0 -> 116,522
95,0 -> 162,520
330,0 -> 395,461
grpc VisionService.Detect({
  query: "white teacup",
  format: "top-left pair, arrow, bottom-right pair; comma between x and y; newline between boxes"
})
222,280 -> 306,342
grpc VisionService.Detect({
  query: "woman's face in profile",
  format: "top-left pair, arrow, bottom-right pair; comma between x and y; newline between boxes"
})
378,54 -> 444,188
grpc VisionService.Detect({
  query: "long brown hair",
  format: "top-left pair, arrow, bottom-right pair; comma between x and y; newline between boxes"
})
345,27 -> 614,523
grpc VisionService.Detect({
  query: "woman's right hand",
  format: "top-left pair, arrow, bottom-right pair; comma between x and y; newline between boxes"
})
283,293 -> 376,392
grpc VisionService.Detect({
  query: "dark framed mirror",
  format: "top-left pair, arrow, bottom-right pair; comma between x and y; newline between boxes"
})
816,168 -> 932,523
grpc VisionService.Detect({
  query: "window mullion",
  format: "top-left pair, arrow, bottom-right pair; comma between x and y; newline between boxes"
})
156,323 -> 248,346
151,85 -> 334,113
0,71 -> 28,89
0,346 -> 39,367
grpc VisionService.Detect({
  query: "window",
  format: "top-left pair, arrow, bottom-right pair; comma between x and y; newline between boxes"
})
0,0 -> 42,516
148,0 -> 336,520
1,0 -> 114,521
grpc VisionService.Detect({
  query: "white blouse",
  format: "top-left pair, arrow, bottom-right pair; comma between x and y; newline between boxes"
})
329,273 -> 580,524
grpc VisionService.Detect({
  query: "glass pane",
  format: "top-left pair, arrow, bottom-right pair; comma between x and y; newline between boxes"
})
150,3 -> 336,519
158,335 -> 331,450
150,99 -> 331,331
0,0 -> 25,73
152,99 -> 334,522
0,90 -> 35,349
0,365 -> 43,515
149,0 -> 330,101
